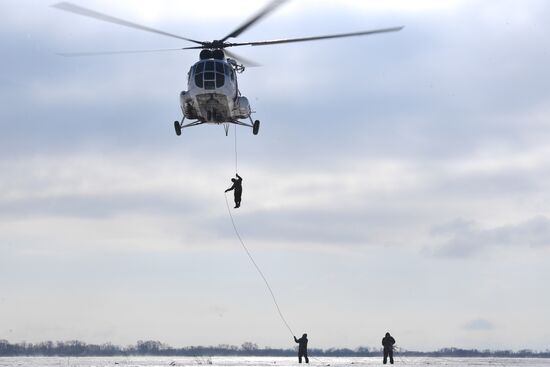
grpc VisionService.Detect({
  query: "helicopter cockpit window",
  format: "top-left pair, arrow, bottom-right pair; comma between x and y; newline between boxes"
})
216,73 -> 224,87
195,73 -> 203,88
194,61 -> 225,89
188,65 -> 195,83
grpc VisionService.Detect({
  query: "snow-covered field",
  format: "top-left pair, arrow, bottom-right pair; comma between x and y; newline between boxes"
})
0,356 -> 548,367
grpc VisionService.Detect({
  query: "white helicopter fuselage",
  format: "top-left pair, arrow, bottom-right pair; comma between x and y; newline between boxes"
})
180,58 -> 251,124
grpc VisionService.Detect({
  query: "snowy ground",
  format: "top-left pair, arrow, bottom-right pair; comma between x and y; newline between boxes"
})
0,356 -> 548,367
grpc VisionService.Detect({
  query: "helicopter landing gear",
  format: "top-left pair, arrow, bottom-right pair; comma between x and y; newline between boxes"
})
174,120 -> 182,136
247,116 -> 260,135
173,117 -> 206,136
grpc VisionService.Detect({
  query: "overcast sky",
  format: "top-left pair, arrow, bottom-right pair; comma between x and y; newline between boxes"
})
1,0 -> 550,352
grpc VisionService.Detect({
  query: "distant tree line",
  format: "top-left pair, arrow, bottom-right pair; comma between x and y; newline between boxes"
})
0,339 -> 549,358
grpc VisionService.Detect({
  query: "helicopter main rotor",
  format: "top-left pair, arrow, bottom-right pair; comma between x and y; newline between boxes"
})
52,0 -> 403,64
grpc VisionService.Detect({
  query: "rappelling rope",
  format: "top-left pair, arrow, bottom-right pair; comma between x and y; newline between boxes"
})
393,346 -> 409,365
234,124 -> 238,173
224,193 -> 295,338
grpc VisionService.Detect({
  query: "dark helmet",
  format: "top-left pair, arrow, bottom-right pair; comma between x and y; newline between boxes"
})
303,333 -> 307,338
385,332 -> 390,337
231,178 -> 236,182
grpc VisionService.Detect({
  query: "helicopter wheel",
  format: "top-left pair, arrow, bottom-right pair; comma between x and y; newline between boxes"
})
174,121 -> 182,136
253,120 -> 260,135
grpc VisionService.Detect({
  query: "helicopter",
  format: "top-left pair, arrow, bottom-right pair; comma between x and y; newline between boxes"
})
53,1 -> 403,137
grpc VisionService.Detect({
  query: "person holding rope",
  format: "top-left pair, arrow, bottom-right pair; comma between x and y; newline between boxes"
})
382,332 -> 396,364
225,173 -> 243,208
293,333 -> 309,364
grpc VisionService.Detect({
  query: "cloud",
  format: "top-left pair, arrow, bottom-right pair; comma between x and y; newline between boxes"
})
429,216 -> 550,258
464,318 -> 495,331
0,152 -> 428,252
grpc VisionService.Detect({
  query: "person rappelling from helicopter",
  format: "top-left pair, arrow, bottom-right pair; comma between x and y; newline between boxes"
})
225,173 -> 243,208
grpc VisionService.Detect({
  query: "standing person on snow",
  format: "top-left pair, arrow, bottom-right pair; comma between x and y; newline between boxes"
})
225,173 -> 242,208
294,333 -> 309,364
382,332 -> 396,364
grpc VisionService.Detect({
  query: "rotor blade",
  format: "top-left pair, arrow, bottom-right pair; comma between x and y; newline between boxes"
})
226,26 -> 404,47
52,2 -> 204,45
57,48 -> 185,57
220,0 -> 288,42
224,49 -> 262,67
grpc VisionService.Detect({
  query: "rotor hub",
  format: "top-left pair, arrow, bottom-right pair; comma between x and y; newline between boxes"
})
211,40 -> 225,49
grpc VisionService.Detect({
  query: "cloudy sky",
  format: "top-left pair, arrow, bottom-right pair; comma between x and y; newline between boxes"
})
1,0 -> 550,352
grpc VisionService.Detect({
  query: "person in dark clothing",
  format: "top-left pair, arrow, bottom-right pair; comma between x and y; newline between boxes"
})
294,333 -> 309,364
225,173 -> 242,208
382,332 -> 396,364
